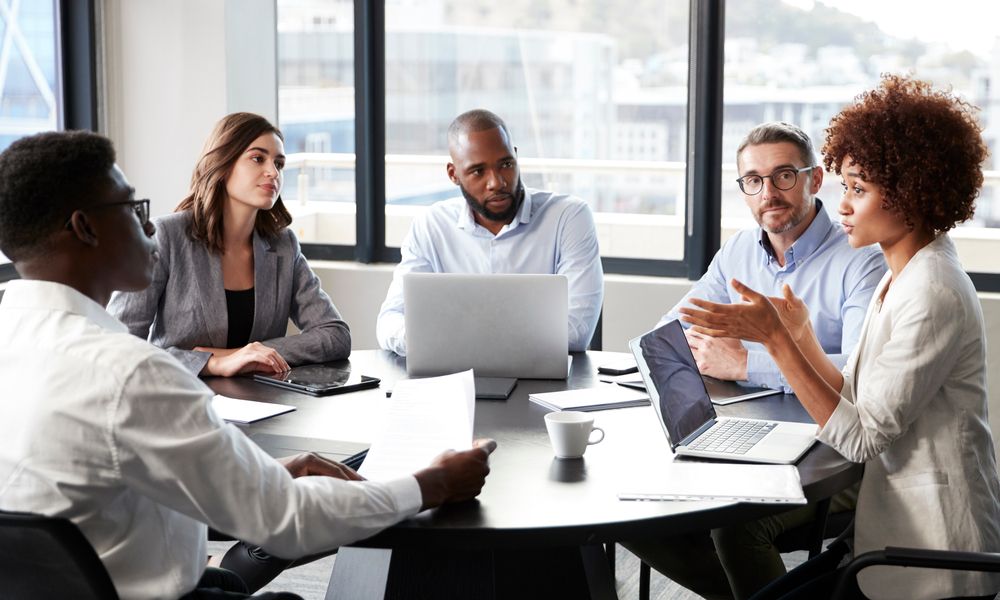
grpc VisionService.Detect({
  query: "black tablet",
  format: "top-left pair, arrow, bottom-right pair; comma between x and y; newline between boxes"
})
253,364 -> 381,396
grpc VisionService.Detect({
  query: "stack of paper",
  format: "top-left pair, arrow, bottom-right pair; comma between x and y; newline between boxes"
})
529,385 -> 649,412
618,462 -> 807,504
211,395 -> 296,424
359,370 -> 475,481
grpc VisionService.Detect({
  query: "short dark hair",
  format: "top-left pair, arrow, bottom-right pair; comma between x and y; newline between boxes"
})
0,130 -> 116,261
736,121 -> 815,168
448,109 -> 511,145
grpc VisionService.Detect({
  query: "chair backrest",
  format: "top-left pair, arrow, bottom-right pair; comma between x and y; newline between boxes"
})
0,510 -> 119,600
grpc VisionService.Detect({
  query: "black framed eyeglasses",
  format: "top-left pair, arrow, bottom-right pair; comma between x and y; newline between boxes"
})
736,166 -> 815,195
64,199 -> 151,230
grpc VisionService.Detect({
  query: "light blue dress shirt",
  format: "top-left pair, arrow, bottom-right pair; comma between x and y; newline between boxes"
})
660,201 -> 887,392
377,188 -> 604,356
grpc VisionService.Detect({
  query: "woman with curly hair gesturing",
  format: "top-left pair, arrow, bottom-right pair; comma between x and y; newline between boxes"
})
682,74 -> 1000,600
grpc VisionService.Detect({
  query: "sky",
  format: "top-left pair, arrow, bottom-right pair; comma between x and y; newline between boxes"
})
783,0 -> 1000,58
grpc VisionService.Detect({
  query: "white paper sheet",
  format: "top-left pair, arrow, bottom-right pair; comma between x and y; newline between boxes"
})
359,370 -> 475,481
210,395 -> 296,424
618,461 -> 807,504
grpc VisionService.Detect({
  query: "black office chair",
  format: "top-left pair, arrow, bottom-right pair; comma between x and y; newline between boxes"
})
0,510 -> 119,600
832,546 -> 1000,599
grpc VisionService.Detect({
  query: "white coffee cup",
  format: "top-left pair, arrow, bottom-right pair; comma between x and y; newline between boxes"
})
544,411 -> 605,459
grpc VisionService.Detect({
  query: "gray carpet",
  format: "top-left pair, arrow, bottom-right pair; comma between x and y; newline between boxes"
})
209,541 -> 809,599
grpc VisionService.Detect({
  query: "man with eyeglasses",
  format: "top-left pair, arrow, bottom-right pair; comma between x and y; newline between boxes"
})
0,131 -> 496,599
626,122 -> 886,600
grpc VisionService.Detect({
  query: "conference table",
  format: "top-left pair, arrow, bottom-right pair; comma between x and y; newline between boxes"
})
207,350 -> 862,600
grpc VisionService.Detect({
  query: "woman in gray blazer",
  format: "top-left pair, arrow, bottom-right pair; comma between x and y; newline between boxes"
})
109,112 -> 350,376
682,75 -> 1000,600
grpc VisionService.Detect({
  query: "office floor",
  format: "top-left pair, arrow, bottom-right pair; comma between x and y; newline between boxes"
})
209,541 -> 809,599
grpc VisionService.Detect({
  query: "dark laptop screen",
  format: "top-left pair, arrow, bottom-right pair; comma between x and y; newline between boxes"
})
633,320 -> 716,448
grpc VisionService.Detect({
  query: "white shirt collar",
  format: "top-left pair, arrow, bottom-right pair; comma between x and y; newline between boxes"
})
2,279 -> 127,334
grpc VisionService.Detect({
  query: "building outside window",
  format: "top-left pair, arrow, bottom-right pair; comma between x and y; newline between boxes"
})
277,0 -> 1000,275
278,0 -> 690,261
722,0 -> 1000,274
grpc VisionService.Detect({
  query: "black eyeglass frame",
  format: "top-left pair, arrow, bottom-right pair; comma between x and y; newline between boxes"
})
64,199 -> 151,230
735,166 -> 816,195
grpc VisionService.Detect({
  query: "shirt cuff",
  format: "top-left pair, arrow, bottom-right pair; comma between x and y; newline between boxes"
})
383,475 -> 423,517
745,350 -> 791,392
816,395 -> 857,449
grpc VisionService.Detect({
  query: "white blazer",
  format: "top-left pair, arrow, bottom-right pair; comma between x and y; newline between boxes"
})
819,235 -> 1000,600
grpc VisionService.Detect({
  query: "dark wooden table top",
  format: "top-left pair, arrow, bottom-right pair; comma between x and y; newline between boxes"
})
207,350 -> 862,550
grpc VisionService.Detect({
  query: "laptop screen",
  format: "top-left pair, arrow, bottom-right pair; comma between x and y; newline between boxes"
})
631,320 -> 716,448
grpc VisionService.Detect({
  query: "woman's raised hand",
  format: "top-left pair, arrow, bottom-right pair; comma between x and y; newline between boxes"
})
678,279 -> 789,346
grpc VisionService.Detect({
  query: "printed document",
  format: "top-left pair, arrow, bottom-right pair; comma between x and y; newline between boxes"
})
360,370 -> 475,480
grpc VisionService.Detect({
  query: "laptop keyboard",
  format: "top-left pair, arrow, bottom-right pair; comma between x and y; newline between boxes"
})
687,419 -> 778,455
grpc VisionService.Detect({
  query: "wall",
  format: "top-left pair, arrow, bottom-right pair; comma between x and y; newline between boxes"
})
101,0 -> 276,217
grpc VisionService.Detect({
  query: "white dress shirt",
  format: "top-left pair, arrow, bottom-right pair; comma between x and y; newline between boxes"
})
818,235 -> 1000,600
0,280 -> 422,600
376,188 -> 604,356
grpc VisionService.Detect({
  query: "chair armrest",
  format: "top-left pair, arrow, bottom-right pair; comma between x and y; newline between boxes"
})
834,547 -> 1000,598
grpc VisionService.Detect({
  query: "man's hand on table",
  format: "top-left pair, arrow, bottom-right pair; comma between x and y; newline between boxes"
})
279,452 -> 364,481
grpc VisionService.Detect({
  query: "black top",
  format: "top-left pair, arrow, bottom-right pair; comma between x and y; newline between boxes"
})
225,288 -> 255,349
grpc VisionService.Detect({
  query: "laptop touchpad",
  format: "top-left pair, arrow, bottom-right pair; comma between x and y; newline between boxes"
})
766,433 -> 812,448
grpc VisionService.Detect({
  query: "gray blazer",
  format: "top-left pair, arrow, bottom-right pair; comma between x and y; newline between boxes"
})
108,211 -> 351,374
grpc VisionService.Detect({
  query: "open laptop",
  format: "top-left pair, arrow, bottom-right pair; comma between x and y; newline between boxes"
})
629,320 -> 816,464
404,273 -> 569,379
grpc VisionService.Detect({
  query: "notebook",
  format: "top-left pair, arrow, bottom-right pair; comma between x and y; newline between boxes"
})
629,320 -> 816,464
403,273 -> 570,379
529,385 -> 650,412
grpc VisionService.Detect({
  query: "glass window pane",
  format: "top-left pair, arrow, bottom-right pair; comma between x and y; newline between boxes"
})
722,0 -> 1000,273
383,0 -> 690,260
276,0 -> 356,246
0,0 -> 59,265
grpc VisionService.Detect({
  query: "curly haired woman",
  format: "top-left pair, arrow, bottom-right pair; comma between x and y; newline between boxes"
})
682,74 -> 1000,600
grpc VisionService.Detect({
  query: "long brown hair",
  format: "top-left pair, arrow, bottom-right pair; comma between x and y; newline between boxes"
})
176,112 -> 293,252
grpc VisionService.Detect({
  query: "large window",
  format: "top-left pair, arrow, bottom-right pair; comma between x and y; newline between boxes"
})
277,0 -> 356,246
278,0 -> 690,262
0,0 -> 60,268
722,0 -> 1000,274
274,0 -> 999,289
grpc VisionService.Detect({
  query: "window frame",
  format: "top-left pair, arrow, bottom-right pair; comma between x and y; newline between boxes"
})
0,0 -> 97,283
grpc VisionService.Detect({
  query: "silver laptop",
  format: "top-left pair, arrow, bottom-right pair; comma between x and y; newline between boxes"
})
404,273 -> 570,379
629,320 -> 816,464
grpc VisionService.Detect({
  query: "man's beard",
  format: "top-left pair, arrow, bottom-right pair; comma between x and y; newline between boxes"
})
754,198 -> 813,234
461,179 -> 525,224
